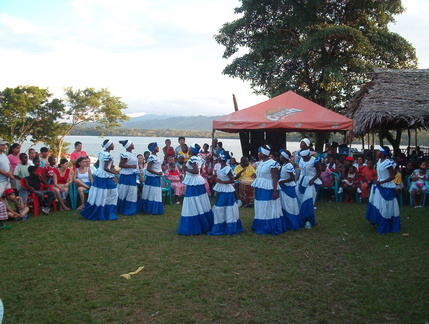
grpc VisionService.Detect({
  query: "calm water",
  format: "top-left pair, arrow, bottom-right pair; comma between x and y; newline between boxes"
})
21,135 -> 303,161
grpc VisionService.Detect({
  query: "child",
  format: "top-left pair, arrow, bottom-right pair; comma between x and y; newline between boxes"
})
44,156 -> 57,184
24,166 -> 56,215
165,162 -> 185,204
0,199 -> 11,229
340,164 -> 358,203
319,161 -> 335,201
393,164 -> 404,197
3,188 -> 29,220
409,160 -> 428,208
13,153 -> 30,202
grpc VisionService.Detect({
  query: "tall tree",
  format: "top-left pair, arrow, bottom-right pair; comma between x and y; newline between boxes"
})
0,86 -> 67,149
215,0 -> 417,151
57,87 -> 129,159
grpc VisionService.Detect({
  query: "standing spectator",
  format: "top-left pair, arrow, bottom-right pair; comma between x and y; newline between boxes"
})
7,143 -> 20,189
28,148 -> 37,166
70,141 -> 88,170
360,159 -> 377,200
80,139 -> 119,221
39,147 -> 49,167
177,144 -> 214,235
251,145 -> 284,235
13,153 -> 30,203
117,140 -> 138,215
365,146 -> 400,234
278,150 -> 301,230
139,142 -> 164,215
162,139 -> 175,163
207,151 -> 243,236
0,138 -> 14,197
174,137 -> 186,156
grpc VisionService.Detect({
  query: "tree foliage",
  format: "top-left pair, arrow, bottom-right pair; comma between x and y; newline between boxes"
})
215,0 -> 417,113
0,86 -> 67,149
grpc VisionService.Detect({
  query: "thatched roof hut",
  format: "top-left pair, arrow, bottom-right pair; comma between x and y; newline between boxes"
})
347,69 -> 429,136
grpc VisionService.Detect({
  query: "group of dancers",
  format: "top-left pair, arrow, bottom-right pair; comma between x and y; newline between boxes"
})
80,138 -> 401,236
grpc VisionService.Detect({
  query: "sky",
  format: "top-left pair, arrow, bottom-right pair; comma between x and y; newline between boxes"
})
0,0 -> 428,118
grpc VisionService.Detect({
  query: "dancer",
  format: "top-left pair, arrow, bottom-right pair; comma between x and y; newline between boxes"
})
365,146 -> 400,233
296,149 -> 321,228
207,151 -> 243,236
117,140 -> 138,215
139,142 -> 164,215
251,145 -> 284,235
80,139 -> 119,221
178,144 -> 214,235
278,150 -> 301,230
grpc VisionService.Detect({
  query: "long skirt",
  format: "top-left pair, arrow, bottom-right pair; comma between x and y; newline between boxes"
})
251,187 -> 285,235
139,176 -> 164,215
80,176 -> 118,221
279,184 -> 301,230
177,184 -> 214,235
296,178 -> 319,227
117,174 -> 138,215
207,192 -> 243,236
366,185 -> 400,234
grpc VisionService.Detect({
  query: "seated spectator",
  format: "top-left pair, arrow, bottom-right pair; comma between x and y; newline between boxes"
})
401,161 -> 415,188
319,161 -> 335,189
70,141 -> 88,170
28,148 -> 37,166
0,199 -> 10,229
23,166 -> 56,214
39,147 -> 49,168
176,155 -> 185,173
44,156 -> 57,184
201,155 -> 213,195
3,188 -> 29,220
360,159 -> 377,200
327,156 -> 339,173
53,158 -> 73,211
199,143 -> 211,160
73,157 -> 93,210
409,160 -> 428,208
13,153 -> 30,202
229,157 -> 238,172
178,144 -> 190,162
234,156 -> 256,207
163,139 -> 175,163
393,164 -> 404,197
164,162 -> 185,204
32,156 -> 46,181
339,158 -> 358,203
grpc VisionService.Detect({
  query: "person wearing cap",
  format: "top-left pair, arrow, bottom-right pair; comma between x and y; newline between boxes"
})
207,151 -> 243,236
3,188 -> 29,221
365,146 -> 400,234
117,140 -> 139,216
80,139 -> 119,221
139,142 -> 164,215
0,137 -> 14,197
278,150 -> 301,230
296,148 -> 322,228
251,144 -> 285,235
178,143 -> 214,235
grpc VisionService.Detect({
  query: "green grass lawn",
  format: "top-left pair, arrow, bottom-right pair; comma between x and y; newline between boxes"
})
1,202 -> 428,323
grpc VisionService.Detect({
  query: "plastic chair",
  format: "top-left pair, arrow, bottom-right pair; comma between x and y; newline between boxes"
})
19,179 -> 57,217
69,183 -> 89,210
161,176 -> 173,205
318,172 -> 340,203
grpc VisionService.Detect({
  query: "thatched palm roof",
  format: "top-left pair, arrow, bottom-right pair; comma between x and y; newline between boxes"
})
347,69 -> 429,136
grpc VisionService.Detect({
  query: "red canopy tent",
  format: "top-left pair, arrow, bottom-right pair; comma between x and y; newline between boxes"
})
212,91 -> 353,156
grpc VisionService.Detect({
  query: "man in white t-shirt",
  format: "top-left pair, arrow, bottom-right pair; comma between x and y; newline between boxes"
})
0,138 -> 14,196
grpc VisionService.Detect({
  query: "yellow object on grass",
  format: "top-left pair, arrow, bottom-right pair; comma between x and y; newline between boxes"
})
120,266 -> 145,279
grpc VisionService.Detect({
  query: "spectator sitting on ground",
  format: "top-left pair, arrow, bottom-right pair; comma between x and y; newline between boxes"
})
3,188 -> 29,221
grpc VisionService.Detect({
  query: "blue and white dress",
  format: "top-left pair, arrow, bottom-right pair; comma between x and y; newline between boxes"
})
251,159 -> 284,235
366,159 -> 400,234
117,152 -> 138,215
279,162 -> 301,230
296,156 -> 321,227
80,151 -> 118,221
178,155 -> 214,235
207,165 -> 243,236
139,154 -> 164,215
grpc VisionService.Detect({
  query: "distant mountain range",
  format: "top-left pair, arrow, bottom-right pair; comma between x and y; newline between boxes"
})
120,114 -> 222,131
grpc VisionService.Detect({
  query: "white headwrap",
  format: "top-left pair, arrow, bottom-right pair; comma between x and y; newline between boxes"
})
301,138 -> 310,146
103,139 -> 113,149
280,150 -> 290,160
258,145 -> 270,156
299,149 -> 310,157
123,140 -> 132,150
377,145 -> 389,156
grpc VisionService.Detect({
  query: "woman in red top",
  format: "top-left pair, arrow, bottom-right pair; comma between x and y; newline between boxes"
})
360,159 -> 377,200
162,139 -> 175,163
53,158 -> 73,211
